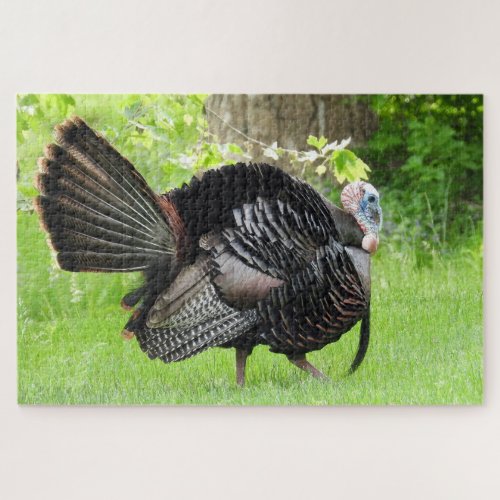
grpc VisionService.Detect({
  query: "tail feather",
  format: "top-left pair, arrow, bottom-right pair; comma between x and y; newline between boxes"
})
41,143 -> 160,229
37,147 -> 162,236
34,116 -> 175,273
55,228 -> 161,258
54,118 -> 164,225
57,251 -> 154,272
35,195 -> 165,250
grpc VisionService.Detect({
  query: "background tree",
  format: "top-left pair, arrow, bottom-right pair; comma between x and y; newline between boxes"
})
205,94 -> 377,171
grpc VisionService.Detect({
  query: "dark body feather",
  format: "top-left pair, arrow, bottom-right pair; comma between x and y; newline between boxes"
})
35,117 -> 371,376
165,164 -> 369,357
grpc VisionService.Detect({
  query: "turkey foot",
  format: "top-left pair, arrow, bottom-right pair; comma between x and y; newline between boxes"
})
236,348 -> 250,387
288,354 -> 329,381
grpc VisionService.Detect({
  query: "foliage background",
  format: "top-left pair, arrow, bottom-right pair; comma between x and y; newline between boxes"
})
16,94 -> 483,404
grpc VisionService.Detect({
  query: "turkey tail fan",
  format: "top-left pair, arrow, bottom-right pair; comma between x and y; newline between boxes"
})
348,305 -> 370,374
34,116 -> 175,273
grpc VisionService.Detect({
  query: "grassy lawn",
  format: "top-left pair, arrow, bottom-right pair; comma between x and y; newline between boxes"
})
17,211 -> 483,405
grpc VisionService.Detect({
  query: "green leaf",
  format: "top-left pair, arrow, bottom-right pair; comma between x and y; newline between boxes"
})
196,143 -> 224,169
17,94 -> 40,107
161,161 -> 195,189
316,165 -> 327,176
227,143 -> 244,155
59,95 -> 75,107
317,136 -> 328,150
18,184 -> 39,200
307,135 -> 318,147
307,135 -> 328,150
331,149 -> 371,183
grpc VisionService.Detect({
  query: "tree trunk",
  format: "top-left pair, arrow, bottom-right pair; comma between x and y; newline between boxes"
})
205,94 -> 378,170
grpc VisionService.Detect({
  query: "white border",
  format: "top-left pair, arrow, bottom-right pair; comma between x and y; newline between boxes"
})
2,1 -> 499,498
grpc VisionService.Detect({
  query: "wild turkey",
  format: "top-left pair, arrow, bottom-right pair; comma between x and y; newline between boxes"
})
34,116 -> 382,385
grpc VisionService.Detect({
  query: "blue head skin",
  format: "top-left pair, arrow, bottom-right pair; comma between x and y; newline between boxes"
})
341,181 -> 383,253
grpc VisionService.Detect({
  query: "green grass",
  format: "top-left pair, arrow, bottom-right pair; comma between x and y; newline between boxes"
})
17,211 -> 483,405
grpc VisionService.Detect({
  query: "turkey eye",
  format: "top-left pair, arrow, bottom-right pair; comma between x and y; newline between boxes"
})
367,195 -> 376,203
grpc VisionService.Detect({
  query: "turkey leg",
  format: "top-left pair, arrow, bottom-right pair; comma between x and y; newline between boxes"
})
236,348 -> 250,387
288,354 -> 329,381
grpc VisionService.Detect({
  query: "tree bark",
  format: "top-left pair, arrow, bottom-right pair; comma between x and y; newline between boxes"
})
205,94 -> 378,170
